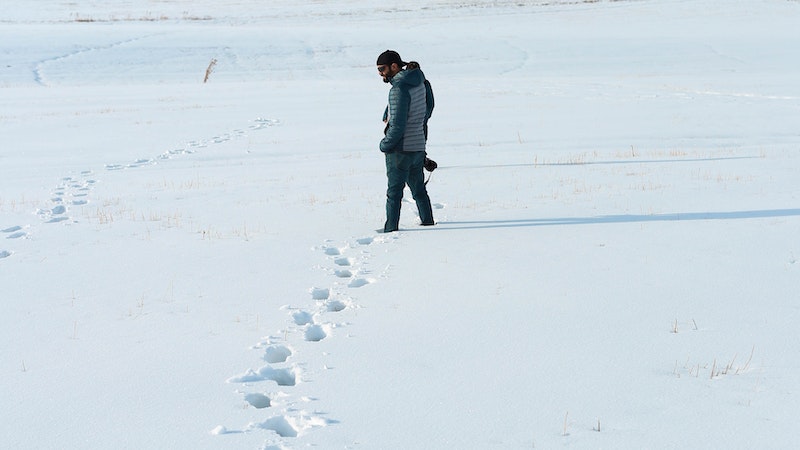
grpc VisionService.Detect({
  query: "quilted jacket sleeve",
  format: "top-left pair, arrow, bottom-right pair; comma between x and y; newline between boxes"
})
425,79 -> 434,121
380,83 -> 410,152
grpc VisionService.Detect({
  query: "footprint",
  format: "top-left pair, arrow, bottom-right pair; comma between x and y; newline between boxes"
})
72,199 -> 88,206
348,278 -> 374,288
324,246 -> 343,256
334,269 -> 353,278
325,299 -> 348,312
433,203 -> 445,209
261,367 -> 297,386
292,310 -> 314,326
264,345 -> 292,364
244,393 -> 272,409
6,231 -> 27,239
0,250 -> 11,259
304,324 -> 328,342
356,237 -> 374,245
51,205 -> 67,215
227,369 -> 262,383
161,148 -> 195,159
334,257 -> 353,267
228,366 -> 297,386
255,416 -> 297,438
128,158 -> 154,168
2,226 -> 22,233
251,118 -> 280,130
309,287 -> 330,300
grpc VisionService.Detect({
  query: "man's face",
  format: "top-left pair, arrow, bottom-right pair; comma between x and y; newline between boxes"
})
377,63 -> 398,83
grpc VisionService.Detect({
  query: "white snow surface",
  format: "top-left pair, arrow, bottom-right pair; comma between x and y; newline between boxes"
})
2,0 -> 800,448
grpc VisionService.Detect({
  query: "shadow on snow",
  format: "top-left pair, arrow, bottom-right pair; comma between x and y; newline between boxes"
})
430,208 -> 800,231
441,155 -> 759,170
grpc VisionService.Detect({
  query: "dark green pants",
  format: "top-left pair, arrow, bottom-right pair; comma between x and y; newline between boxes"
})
384,151 -> 434,232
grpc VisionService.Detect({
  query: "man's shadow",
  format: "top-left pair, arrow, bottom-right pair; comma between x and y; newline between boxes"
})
420,208 -> 800,231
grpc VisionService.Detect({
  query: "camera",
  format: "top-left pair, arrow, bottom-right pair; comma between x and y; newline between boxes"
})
424,157 -> 437,172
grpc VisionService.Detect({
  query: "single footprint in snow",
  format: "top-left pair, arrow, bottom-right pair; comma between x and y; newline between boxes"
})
304,324 -> 328,342
334,257 -> 354,267
356,237 -> 374,245
324,246 -> 343,256
227,366 -> 297,386
251,118 -> 280,130
261,367 -> 297,386
310,287 -> 330,300
128,158 -> 154,168
256,416 -> 298,438
348,278 -> 374,288
244,393 -> 272,409
325,299 -> 348,312
292,310 -> 314,326
334,269 -> 353,278
0,250 -> 11,259
264,345 -> 292,364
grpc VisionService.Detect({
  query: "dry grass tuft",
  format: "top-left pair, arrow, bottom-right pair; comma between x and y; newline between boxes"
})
204,58 -> 218,83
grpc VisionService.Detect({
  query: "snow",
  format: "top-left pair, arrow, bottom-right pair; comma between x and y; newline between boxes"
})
2,0 -> 799,448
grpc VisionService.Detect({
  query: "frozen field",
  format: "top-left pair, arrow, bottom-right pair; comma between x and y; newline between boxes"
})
2,1 -> 799,448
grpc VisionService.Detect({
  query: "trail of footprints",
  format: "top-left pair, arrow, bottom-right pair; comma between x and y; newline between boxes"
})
1,171 -> 98,258
105,118 -> 278,171
0,118 -> 277,261
219,235 -> 395,444
38,171 -> 98,224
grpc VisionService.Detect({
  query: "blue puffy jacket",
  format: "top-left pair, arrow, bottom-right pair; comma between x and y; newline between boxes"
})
380,68 -> 433,153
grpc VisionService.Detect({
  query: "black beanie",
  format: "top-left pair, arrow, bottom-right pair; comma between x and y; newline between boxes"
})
376,50 -> 407,67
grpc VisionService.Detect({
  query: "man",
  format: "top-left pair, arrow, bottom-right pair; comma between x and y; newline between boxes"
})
376,50 -> 435,233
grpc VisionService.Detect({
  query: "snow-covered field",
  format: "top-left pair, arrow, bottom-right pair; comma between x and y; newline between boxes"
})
2,1 -> 799,448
